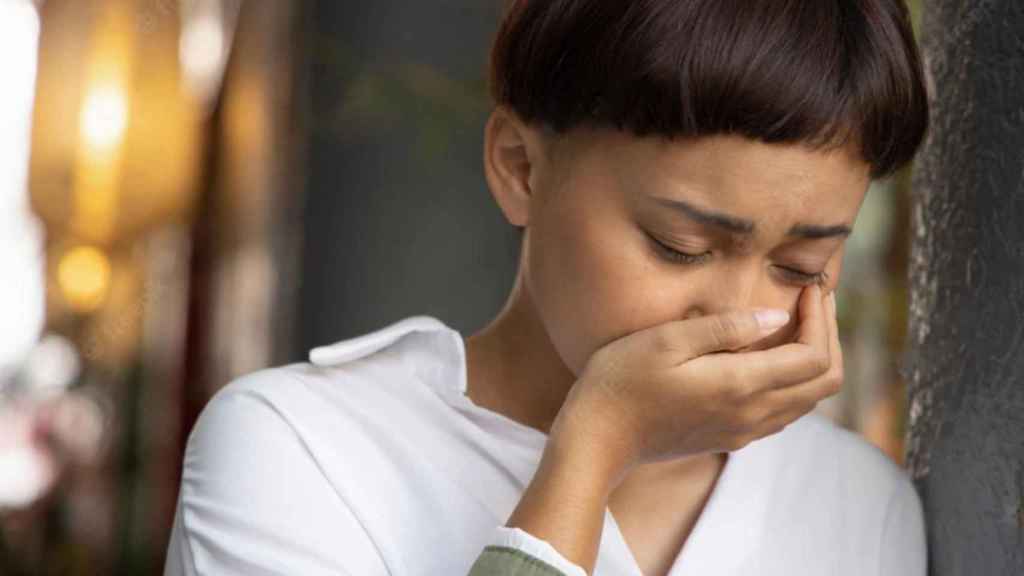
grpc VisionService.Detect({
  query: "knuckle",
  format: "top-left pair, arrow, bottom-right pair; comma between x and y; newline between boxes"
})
796,399 -> 818,416
725,434 -> 755,451
723,437 -> 743,451
825,371 -> 844,395
780,407 -> 810,428
809,351 -> 831,375
832,358 -> 845,380
735,380 -> 757,401
710,315 -> 743,349
738,404 -> 768,428
723,365 -> 752,399
763,420 -> 788,436
650,327 -> 675,355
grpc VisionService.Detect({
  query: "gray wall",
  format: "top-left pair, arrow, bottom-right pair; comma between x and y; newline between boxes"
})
295,1 -> 518,356
905,1 -> 1024,574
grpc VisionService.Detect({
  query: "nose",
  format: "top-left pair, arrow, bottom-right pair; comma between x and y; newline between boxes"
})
682,264 -> 798,351
687,263 -> 762,319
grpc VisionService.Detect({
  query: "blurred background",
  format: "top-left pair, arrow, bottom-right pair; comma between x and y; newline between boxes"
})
0,0 -> 923,573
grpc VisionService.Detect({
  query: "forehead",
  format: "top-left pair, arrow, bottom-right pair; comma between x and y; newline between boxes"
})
557,129 -> 871,220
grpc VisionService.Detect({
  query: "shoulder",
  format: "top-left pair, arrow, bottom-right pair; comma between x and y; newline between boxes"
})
800,412 -> 910,485
168,316 -> 465,574
186,365 -> 312,455
181,365 -> 351,510
775,411 -> 913,492
750,411 -> 926,573
183,313 -> 464,486
795,414 -> 927,574
748,411 -> 921,527
183,364 -> 325,474
171,362 -> 412,574
192,314 -> 459,441
184,358 -> 411,474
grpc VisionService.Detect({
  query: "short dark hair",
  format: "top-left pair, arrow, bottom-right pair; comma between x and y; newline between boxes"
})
490,0 -> 929,179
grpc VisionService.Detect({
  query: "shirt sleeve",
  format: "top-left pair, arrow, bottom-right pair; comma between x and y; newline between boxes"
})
467,525 -> 588,576
877,475 -> 927,576
163,382 -> 389,576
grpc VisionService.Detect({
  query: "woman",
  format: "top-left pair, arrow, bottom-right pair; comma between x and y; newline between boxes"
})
165,0 -> 929,574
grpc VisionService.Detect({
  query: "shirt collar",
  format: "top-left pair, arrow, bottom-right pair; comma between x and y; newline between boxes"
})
308,315 -> 468,399
308,315 -> 550,454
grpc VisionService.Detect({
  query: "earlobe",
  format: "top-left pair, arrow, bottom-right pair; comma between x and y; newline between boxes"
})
482,107 -> 545,230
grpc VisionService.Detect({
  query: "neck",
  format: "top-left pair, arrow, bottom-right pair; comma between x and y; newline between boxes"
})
464,269 -> 577,435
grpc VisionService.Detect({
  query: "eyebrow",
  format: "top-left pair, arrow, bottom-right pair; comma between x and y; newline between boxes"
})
649,196 -> 852,239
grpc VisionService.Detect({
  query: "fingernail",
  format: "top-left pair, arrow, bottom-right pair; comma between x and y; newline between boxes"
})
754,309 -> 790,332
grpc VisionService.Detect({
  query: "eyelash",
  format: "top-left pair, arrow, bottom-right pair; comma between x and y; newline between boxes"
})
650,237 -> 712,265
647,233 -> 829,286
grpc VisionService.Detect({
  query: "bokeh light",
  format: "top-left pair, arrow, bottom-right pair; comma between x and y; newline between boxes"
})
0,0 -> 44,374
57,245 -> 112,313
79,83 -> 128,152
181,13 -> 226,101
23,334 -> 82,397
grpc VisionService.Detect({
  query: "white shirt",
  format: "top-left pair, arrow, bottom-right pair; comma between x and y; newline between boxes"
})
164,314 -> 927,575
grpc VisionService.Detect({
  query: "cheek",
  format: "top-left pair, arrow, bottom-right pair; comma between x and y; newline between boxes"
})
527,205 -> 680,374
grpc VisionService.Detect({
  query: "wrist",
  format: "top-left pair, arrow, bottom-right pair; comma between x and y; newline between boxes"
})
546,398 -> 634,495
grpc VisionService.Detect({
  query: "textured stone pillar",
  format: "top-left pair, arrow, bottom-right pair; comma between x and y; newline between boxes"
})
904,1 -> 1024,574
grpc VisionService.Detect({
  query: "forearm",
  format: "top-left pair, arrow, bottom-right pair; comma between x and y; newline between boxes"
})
502,407 -> 630,575
465,435 -> 619,576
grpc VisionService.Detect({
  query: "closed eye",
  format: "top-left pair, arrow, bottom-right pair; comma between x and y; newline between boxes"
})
647,231 -> 829,286
774,266 -> 829,286
646,232 -> 712,265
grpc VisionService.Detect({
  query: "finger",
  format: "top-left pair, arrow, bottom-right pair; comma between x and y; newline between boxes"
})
827,291 -> 844,383
797,283 -> 829,353
792,283 -> 831,378
795,288 -> 843,396
756,292 -> 845,409
717,286 -> 832,392
720,339 -> 831,392
700,286 -> 835,399
653,308 -> 790,362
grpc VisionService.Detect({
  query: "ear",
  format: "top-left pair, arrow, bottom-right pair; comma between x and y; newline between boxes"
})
482,106 -> 551,230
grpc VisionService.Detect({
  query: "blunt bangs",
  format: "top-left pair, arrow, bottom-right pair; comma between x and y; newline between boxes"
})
490,0 -> 929,179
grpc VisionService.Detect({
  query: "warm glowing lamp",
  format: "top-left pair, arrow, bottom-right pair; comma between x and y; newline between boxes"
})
79,83 -> 128,152
24,0 -> 211,371
29,0 -> 206,330
30,0 -> 205,250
